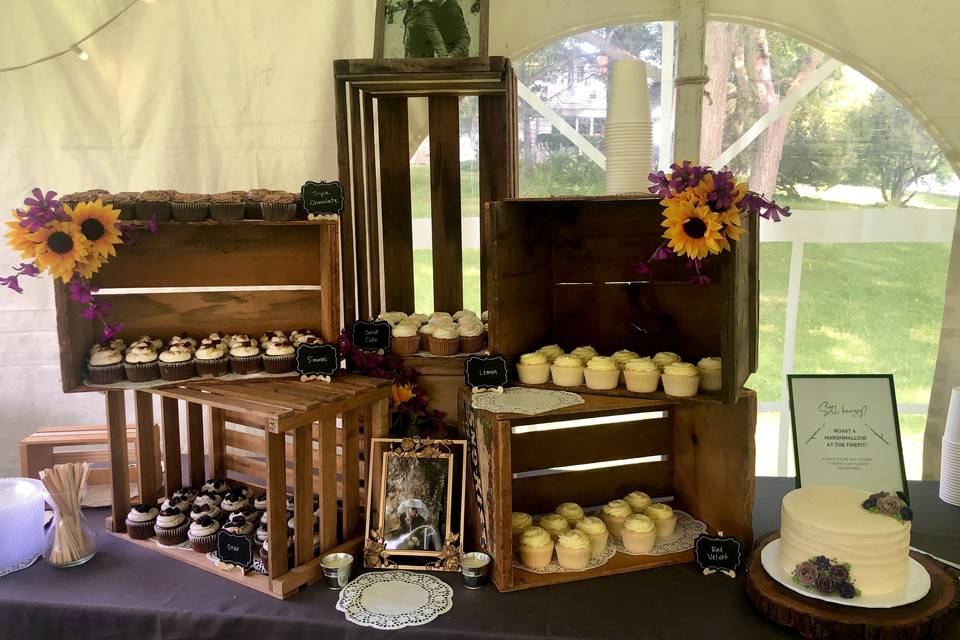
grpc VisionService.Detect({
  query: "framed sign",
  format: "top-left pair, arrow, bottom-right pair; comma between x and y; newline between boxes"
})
352,320 -> 392,352
464,355 -> 509,390
217,530 -> 254,569
295,343 -> 340,377
374,0 -> 489,60
788,374 -> 908,497
300,180 -> 344,216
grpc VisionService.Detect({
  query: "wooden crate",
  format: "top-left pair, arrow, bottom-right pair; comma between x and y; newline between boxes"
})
104,375 -> 391,599
53,218 -> 341,393
459,387 -> 756,592
485,195 -> 759,404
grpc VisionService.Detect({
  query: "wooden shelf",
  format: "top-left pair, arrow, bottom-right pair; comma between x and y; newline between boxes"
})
400,352 -> 487,376
123,219 -> 338,227
511,548 -> 694,591
513,381 -> 730,406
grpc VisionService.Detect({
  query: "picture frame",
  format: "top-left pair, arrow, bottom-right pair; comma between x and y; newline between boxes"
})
364,437 -> 468,571
374,0 -> 489,60
788,374 -> 909,499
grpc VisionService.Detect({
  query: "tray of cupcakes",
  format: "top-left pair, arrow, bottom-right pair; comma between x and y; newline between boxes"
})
375,309 -> 488,356
511,492 -> 707,574
514,344 -> 722,400
84,329 -> 326,388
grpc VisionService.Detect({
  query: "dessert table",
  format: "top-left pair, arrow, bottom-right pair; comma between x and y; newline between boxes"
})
0,478 -> 956,639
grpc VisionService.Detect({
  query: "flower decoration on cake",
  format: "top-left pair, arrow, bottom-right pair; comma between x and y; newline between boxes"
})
2,188 -> 158,341
792,555 -> 861,599
861,490 -> 912,522
636,162 -> 790,284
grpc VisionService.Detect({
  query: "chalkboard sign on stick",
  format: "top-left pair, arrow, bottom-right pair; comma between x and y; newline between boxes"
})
694,533 -> 741,578
465,355 -> 509,390
351,320 -> 392,352
301,180 -> 345,218
217,530 -> 254,569
295,343 -> 340,378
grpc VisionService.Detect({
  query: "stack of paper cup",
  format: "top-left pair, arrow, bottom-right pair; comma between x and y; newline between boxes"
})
605,60 -> 654,195
939,386 -> 960,506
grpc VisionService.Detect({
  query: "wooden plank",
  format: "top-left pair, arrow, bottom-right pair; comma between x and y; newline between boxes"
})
53,450 -> 111,465
272,536 -> 362,598
475,387 -> 672,425
351,84 -> 370,322
91,226 -> 326,288
255,381 -> 347,404
186,402 -> 205,487
210,407 -> 226,479
342,57 -> 507,76
376,97 -> 415,312
341,409 -> 361,539
428,95 -> 464,312
105,290 -> 325,342
334,69 -> 357,324
316,417 -> 338,551
105,391 -> 130,532
494,418 -> 515,590
363,91 -> 383,318
161,397 -> 182,492
511,459 -> 674,517
201,384 -> 317,412
317,224 -> 341,345
265,431 -> 289,578
510,416 -> 673,473
134,391 -> 159,504
54,281 -> 92,393
509,547 -> 693,592
293,427 -> 314,566
154,387 -> 290,420
513,381 -> 727,404
224,453 -> 299,491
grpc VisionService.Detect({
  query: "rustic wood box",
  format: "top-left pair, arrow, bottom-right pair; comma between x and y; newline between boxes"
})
53,219 -> 341,393
459,387 -> 756,592
485,195 -> 759,404
106,376 -> 390,599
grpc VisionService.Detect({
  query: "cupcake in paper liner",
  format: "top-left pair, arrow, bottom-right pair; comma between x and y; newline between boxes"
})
624,491 -> 652,514
194,342 -> 228,377
135,189 -> 176,222
209,191 -> 246,221
123,344 -> 160,382
229,340 -> 262,375
570,346 -> 598,365
623,358 -> 660,393
537,344 -> 565,363
555,502 -> 584,528
661,362 -> 700,397
171,193 -> 210,221
538,513 -> 569,541
428,325 -> 460,356
555,529 -> 591,570
158,344 -> 195,381
391,322 -> 421,355
600,499 -> 632,538
458,319 -> 486,353
102,192 -> 138,221
652,351 -> 681,372
245,188 -> 272,219
575,516 -> 609,559
125,504 -> 159,540
87,346 -> 125,384
260,191 -> 299,221
620,514 -> 656,554
550,355 -> 585,387
584,356 -> 620,390
697,356 -> 722,391
418,323 -> 436,351
516,352 -> 550,384
262,339 -> 295,374
511,512 -> 533,546
188,515 -> 221,554
190,502 -> 223,524
154,508 -> 189,546
644,503 -> 677,539
518,526 -> 554,570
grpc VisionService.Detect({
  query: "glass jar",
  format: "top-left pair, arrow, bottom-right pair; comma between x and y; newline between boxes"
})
43,489 -> 97,568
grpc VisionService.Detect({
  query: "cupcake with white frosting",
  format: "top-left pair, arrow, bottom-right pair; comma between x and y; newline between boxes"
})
154,507 -> 189,546
570,346 -> 599,364
458,319 -> 486,353
195,341 -> 228,377
406,313 -> 429,326
88,346 -> 125,384
377,311 -> 407,326
188,515 -> 221,553
536,344 -> 565,363
516,352 -> 551,384
428,312 -> 453,324
621,514 -> 656,553
221,490 -> 250,516
201,478 -> 230,496
550,354 -> 585,387
262,339 -> 295,374
600,499 -> 632,538
125,503 -> 159,540
161,494 -> 192,515
259,330 -> 285,346
169,333 -> 198,351
624,491 -> 652,513
133,335 -> 164,351
652,351 -> 681,371
554,502 -> 584,528
555,529 -> 591,570
229,339 -> 261,375
428,324 -> 460,356
158,344 -> 195,381
511,512 -> 533,545
584,356 -> 620,390
124,344 -> 160,382
575,516 -> 609,559
538,513 -> 569,541
697,356 -> 722,391
623,358 -> 660,393
452,309 -> 477,321
194,491 -> 223,508
391,322 -> 421,355
661,362 -> 700,397
189,502 -> 222,523
644,503 -> 677,539
223,515 -> 255,537
518,526 -> 554,570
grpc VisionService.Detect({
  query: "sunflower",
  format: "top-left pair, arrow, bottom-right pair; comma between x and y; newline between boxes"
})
5,216 -> 37,259
66,199 -> 121,260
661,201 -> 724,260
391,383 -> 415,406
30,221 -> 89,282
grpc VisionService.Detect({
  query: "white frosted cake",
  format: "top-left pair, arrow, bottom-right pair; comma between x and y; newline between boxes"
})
778,485 -> 911,597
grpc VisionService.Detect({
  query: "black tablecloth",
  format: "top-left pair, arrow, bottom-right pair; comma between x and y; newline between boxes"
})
0,478 -> 957,639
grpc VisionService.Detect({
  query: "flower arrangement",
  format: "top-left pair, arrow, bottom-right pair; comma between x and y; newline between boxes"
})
3,188 -> 158,341
792,555 -> 860,599
635,162 -> 791,284
862,490 -> 912,522
339,327 -> 445,436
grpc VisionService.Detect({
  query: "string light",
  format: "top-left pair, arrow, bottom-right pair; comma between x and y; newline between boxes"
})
0,0 -> 141,73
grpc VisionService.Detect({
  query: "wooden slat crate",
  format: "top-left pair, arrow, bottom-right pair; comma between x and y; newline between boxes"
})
53,219 -> 341,393
105,375 -> 391,599
485,195 -> 759,404
459,387 -> 756,592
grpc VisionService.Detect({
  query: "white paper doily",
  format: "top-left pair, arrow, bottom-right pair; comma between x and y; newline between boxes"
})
612,510 -> 706,556
336,570 -> 453,630
514,538 -> 617,574
472,387 -> 584,415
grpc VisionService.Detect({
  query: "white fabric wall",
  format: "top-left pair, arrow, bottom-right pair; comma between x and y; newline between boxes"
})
1,0 -> 959,477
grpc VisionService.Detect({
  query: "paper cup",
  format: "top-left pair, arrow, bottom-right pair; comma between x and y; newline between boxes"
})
607,60 -> 651,123
944,387 -> 960,442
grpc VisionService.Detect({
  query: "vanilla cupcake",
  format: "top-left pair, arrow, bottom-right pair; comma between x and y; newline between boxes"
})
391,322 -> 420,355
661,362 -> 700,397
611,349 -> 640,368
458,320 -> 486,353
511,512 -> 533,545
570,346 -> 599,364
644,503 -> 677,538
550,354 -> 585,387
87,347 -> 125,384
158,344 -> 195,381
621,514 -> 657,553
516,352 -> 551,384
518,526 -> 554,570
428,312 -> 453,324
229,339 -> 262,375
124,344 -> 160,382
418,322 -> 436,351
584,356 -> 620,390
697,357 -> 722,391
538,513 -> 569,541
624,491 -> 652,513
377,311 -> 407,326
575,516 -> 609,559
453,309 -> 477,321
653,351 -> 681,371
600,499 -> 632,538
536,344 -> 565,363
428,324 -> 460,356
554,502 -> 584,528
407,313 -> 429,326
555,529 -> 591,570
195,341 -> 229,377
622,358 -> 660,393
262,339 -> 295,373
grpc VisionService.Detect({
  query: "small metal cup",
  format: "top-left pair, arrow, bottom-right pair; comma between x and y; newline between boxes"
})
320,552 -> 354,590
460,552 -> 491,589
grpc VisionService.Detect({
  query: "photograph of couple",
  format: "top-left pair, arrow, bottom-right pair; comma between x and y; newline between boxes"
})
380,0 -> 484,59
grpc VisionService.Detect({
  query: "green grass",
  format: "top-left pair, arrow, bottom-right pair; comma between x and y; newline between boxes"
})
414,249 -> 481,315
410,166 -> 481,219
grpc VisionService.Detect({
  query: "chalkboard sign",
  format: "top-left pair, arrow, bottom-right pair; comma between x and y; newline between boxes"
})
694,533 -> 741,574
217,530 -> 253,569
464,355 -> 509,389
351,320 -> 392,352
301,180 -> 344,216
295,343 -> 340,377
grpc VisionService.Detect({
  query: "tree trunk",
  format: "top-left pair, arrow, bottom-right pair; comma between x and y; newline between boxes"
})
700,22 -> 735,164
730,32 -> 750,145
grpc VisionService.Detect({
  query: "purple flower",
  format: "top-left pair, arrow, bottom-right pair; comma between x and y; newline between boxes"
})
13,262 -> 40,277
81,301 -> 112,320
667,161 -> 706,192
876,494 -> 901,515
815,575 -> 836,594
631,259 -> 653,278
795,561 -> 818,586
23,188 -> 60,215
69,278 -> 99,304
708,169 -> 738,211
899,506 -> 913,521
648,170 -> 672,198
102,323 -> 124,341
650,244 -> 672,261
0,275 -> 23,293
813,556 -> 831,571
837,581 -> 857,599
689,274 -> 712,286
829,565 -> 849,582
145,215 -> 159,235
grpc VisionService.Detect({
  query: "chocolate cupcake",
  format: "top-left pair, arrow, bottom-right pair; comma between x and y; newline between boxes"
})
190,502 -> 223,523
223,515 -> 255,538
245,188 -> 272,219
188,515 -> 220,554
172,485 -> 199,503
161,494 -> 193,515
229,339 -> 261,375
194,490 -> 223,508
125,503 -> 159,540
252,493 -> 268,512
228,507 -> 260,526
220,490 -> 250,516
154,507 -> 189,546
194,341 -> 228,377
158,344 -> 195,381
170,192 -> 209,221
210,191 -> 246,221
106,191 -> 139,220
62,189 -> 110,209
201,478 -> 231,496
87,346 -> 125,384
262,339 -> 295,374
123,344 -> 160,382
260,191 -> 299,221
136,190 -> 176,222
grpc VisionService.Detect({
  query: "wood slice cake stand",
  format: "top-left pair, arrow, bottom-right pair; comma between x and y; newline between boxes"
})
746,532 -> 959,640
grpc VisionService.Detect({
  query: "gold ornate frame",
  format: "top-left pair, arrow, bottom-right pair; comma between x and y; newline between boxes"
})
364,437 -> 467,571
